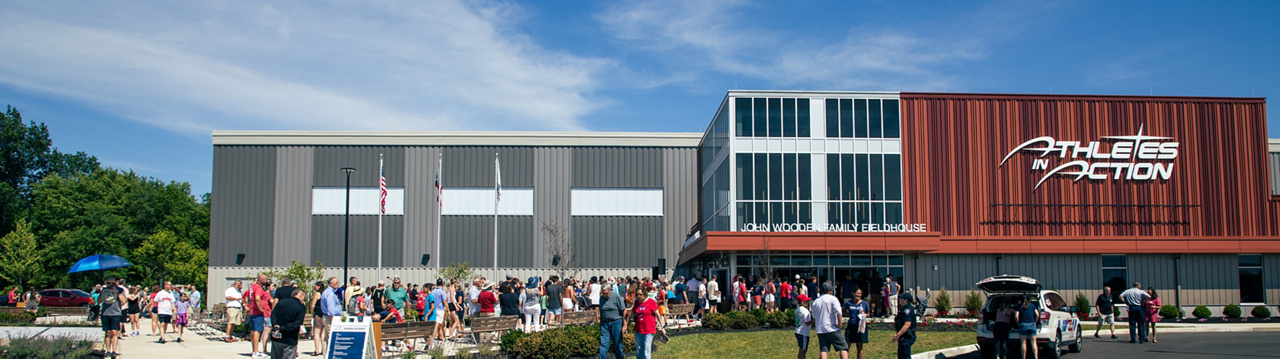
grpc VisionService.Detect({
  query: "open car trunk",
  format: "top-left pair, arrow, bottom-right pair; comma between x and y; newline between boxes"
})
975,275 -> 1042,294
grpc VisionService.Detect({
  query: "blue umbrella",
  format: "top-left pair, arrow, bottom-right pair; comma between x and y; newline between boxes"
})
67,254 -> 133,274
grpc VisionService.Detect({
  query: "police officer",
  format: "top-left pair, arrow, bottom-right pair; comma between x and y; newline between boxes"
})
890,292 -> 918,359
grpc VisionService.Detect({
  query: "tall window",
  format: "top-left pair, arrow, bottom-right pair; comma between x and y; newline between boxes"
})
737,97 -> 811,138
1102,254 -> 1127,302
1240,254 -> 1264,303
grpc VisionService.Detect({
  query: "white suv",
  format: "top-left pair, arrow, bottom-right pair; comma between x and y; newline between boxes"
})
974,275 -> 1082,359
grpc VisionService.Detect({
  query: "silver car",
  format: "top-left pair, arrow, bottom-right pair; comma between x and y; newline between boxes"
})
974,275 -> 1082,359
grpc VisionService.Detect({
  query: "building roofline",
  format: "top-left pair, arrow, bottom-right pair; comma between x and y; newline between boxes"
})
903,92 -> 1266,103
212,131 -> 703,147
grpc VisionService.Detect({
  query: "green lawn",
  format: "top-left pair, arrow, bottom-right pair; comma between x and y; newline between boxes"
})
655,329 -> 972,359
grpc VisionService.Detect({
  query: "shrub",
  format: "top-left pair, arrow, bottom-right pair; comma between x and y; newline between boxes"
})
1073,293 -> 1092,317
933,287 -> 952,316
727,310 -> 760,330
1158,305 -> 1181,319
499,328 -> 528,352
1251,306 -> 1271,318
501,323 -> 635,357
703,312 -> 732,330
400,351 -> 418,359
0,335 -> 96,358
963,289 -> 984,315
749,309 -> 768,325
1192,305 -> 1211,319
1224,304 -> 1242,318
766,309 -> 795,328
0,311 -> 37,325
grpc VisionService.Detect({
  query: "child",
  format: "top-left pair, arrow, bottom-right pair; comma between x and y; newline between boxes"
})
794,294 -> 813,359
174,293 -> 190,343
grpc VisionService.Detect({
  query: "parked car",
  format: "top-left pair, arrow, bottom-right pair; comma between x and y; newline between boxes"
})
38,289 -> 94,308
974,275 -> 1082,359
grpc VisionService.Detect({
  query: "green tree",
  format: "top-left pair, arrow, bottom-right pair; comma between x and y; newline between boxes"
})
0,219 -> 41,290
260,261 -> 325,299
131,231 -> 205,287
0,106 -> 99,235
441,262 -> 476,284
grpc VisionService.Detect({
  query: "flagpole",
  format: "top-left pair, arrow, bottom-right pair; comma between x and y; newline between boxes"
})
493,152 -> 500,283
378,154 -> 384,283
435,153 -> 443,273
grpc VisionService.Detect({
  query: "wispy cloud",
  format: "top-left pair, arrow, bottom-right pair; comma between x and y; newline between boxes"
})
0,1 -> 611,135
598,0 -> 1058,91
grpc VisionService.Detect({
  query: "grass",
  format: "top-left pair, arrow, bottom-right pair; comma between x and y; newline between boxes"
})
656,329 -> 972,358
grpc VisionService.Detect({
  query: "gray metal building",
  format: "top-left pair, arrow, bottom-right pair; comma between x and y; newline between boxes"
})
208,132 -> 700,292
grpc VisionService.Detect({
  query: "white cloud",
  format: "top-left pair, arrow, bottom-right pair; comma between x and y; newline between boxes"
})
0,1 -> 610,135
598,0 -> 1053,91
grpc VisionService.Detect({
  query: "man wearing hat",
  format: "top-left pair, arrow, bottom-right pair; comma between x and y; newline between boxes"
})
812,283 -> 849,359
891,293 -> 918,359
794,294 -> 813,359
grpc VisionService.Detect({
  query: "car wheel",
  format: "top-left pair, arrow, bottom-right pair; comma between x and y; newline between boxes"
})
1043,331 -> 1062,359
1068,325 -> 1082,353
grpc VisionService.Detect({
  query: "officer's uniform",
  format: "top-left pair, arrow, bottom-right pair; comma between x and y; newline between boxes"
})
893,293 -> 918,359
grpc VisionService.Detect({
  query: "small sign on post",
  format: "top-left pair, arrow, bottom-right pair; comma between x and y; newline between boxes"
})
328,316 -> 376,359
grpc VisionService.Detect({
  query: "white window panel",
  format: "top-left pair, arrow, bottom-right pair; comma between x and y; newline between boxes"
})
810,99 -> 826,139
571,188 -> 664,216
811,139 -> 825,152
441,188 -> 534,215
782,139 -> 797,152
734,138 -> 754,152
312,188 -> 404,215
882,139 -> 902,153
754,139 -> 767,152
768,139 -> 782,152
840,139 -> 855,153
797,140 -> 811,152
869,139 -> 883,153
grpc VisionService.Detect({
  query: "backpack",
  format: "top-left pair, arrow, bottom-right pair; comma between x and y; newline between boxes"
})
100,287 -> 119,307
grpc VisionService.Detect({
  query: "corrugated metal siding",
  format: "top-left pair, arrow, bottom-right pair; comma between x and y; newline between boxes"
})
310,216 -> 404,268
572,147 -> 664,188
900,94 -> 1273,240
1176,254 -> 1236,305
573,216 -> 663,268
534,148 -> 572,268
272,146 -> 314,266
210,146 -> 277,267
442,147 -> 534,187
664,148 -> 698,270
440,215 -> 533,268
313,147 -> 406,188
403,147 -> 442,268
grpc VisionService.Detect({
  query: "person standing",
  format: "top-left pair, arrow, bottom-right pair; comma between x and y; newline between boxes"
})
175,292 -> 190,343
1120,282 -> 1150,344
430,280 -> 449,339
685,276 -> 701,316
890,293 -> 918,359
521,278 -> 542,332
224,280 -> 244,343
99,278 -> 126,357
545,276 -> 563,325
779,277 -> 793,310
869,272 -> 883,317
1016,297 -> 1038,359
843,289 -> 870,359
631,285 -> 660,359
270,286 -> 306,359
1093,287 -> 1117,339
477,284 -> 497,317
706,275 -> 720,314
993,300 -> 1015,359
319,278 -> 343,356
1145,288 -> 1161,343
467,278 -> 483,316
812,283 -> 849,359
596,285 -> 626,359
588,277 -> 602,310
794,294 -> 813,359
387,278 -> 408,312
308,282 -> 325,356
343,277 -> 359,310
153,282 -> 177,344
189,287 -> 202,315
885,275 -> 901,317
247,275 -> 274,358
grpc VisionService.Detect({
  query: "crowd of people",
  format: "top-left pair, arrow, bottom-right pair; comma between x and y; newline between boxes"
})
91,277 -> 204,357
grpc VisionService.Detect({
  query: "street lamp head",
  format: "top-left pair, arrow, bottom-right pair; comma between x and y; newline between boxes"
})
341,167 -> 356,173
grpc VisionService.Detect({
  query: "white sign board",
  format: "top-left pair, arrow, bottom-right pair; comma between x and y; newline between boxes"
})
327,316 -> 376,359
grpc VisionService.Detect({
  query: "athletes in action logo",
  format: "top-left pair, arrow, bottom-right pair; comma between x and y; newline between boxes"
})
1000,125 -> 1179,189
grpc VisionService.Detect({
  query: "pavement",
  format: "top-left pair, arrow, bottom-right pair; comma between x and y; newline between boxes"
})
949,331 -> 1280,358
908,321 -> 1280,359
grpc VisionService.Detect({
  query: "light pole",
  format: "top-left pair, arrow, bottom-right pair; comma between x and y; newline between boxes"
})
341,167 -> 356,288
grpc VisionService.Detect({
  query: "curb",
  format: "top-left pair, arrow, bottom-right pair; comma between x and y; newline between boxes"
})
911,343 -> 979,359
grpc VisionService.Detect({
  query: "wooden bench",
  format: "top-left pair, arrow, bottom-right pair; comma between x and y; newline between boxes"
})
665,304 -> 696,329
553,309 -> 597,328
465,315 -> 520,343
403,320 -> 437,351
374,321 -> 410,353
45,306 -> 87,317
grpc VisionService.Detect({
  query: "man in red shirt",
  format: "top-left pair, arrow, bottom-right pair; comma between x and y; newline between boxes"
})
780,280 -> 793,310
246,275 -> 274,358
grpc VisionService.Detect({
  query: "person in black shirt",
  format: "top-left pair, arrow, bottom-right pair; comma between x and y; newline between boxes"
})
1093,287 -> 1117,339
545,276 -> 563,325
891,293 -> 917,359
499,285 -> 521,317
270,287 -> 307,359
870,272 -> 885,317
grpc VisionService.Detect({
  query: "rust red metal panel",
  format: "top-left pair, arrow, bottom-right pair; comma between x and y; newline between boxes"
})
900,92 -> 1276,253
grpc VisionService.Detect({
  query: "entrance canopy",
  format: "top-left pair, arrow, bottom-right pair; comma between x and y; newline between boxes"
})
678,231 -> 942,265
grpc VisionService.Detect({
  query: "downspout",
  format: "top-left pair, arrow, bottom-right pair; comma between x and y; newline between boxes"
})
1174,254 -> 1182,319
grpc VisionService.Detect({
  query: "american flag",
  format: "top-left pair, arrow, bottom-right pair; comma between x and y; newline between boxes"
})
434,156 -> 443,207
379,159 -> 387,214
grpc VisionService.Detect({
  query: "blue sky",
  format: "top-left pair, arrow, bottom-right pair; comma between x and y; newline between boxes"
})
1,0 -> 1277,196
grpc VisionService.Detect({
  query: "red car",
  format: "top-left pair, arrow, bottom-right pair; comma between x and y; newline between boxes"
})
38,289 -> 95,307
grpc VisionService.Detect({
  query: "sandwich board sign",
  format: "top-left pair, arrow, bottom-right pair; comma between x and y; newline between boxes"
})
327,316 -> 376,359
